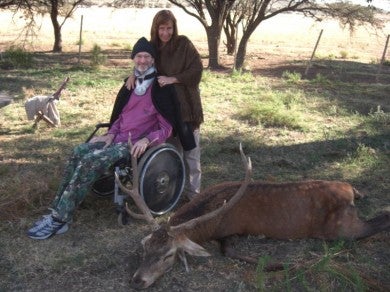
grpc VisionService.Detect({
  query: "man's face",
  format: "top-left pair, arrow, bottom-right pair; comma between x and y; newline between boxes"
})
134,52 -> 154,73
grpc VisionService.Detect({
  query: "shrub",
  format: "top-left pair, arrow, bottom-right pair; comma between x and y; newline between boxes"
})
339,50 -> 348,59
282,70 -> 302,84
90,44 -> 106,67
1,46 -> 34,68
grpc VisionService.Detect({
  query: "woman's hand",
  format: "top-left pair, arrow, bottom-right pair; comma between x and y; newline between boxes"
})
158,76 -> 177,87
89,134 -> 115,149
131,137 -> 150,158
125,74 -> 136,90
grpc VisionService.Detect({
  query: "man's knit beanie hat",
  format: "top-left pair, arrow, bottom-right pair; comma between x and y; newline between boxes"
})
131,37 -> 156,59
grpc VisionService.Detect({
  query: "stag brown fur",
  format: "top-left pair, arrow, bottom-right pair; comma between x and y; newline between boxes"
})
170,180 -> 386,241
131,180 -> 389,289
117,143 -> 389,289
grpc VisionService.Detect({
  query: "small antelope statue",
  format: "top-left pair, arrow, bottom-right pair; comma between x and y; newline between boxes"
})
25,77 -> 70,127
117,141 -> 389,289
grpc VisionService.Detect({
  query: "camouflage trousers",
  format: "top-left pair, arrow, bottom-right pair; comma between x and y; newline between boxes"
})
51,142 -> 130,222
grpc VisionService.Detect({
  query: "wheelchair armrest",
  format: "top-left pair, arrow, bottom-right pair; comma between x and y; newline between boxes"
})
95,122 -> 111,128
85,122 -> 112,143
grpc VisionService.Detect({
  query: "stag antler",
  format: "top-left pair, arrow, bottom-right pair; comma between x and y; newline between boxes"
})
171,143 -> 252,232
114,135 -> 159,229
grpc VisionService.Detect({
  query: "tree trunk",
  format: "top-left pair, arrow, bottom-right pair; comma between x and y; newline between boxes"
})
235,32 -> 250,70
206,26 -> 222,69
234,20 -> 260,70
223,14 -> 237,55
50,0 -> 62,52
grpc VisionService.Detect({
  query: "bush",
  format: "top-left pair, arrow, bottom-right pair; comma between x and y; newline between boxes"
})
1,46 -> 34,68
90,44 -> 106,67
282,70 -> 302,84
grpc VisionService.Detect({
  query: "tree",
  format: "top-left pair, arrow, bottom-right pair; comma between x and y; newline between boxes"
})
168,0 -> 382,70
0,0 -> 86,52
168,0 -> 236,69
228,0 -> 382,69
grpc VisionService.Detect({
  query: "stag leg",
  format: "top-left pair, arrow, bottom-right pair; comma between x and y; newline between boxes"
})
219,236 -> 284,271
220,236 -> 258,264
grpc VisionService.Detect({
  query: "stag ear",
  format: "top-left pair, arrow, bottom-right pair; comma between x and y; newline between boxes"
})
175,235 -> 211,257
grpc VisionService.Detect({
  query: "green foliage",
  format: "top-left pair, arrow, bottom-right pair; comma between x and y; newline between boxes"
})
256,255 -> 271,292
311,73 -> 331,85
1,46 -> 34,69
90,44 -> 106,67
230,68 -> 255,81
239,89 -> 305,130
282,70 -> 302,84
256,241 -> 366,291
368,106 -> 390,127
242,99 -> 303,130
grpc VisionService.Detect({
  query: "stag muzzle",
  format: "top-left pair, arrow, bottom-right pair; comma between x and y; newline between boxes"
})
130,275 -> 150,290
131,262 -> 173,289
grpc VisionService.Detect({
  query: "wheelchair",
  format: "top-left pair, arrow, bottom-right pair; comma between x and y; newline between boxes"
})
86,123 -> 186,224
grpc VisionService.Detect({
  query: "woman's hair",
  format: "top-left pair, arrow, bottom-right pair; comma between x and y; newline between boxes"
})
150,10 -> 178,52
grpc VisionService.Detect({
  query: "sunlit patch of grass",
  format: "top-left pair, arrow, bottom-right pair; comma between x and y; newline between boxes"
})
240,99 -> 304,130
238,88 -> 307,130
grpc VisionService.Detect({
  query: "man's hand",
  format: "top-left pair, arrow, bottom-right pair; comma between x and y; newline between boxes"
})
89,134 -> 115,149
131,137 -> 150,158
125,74 -> 136,90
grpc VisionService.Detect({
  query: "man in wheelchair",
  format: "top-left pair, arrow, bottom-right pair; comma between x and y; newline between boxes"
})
27,37 -> 195,240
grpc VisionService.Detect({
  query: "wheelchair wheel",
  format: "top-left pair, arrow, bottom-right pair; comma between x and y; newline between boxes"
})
91,159 -> 130,198
137,143 -> 185,215
91,172 -> 115,198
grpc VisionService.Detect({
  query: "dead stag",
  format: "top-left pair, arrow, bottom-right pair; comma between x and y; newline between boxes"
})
116,141 -> 389,289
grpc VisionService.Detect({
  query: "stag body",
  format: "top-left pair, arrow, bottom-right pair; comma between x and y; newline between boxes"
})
118,144 -> 389,289
132,180 -> 388,289
171,180 -> 376,241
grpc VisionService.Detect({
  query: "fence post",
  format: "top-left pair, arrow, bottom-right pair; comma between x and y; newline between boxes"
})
305,29 -> 323,76
376,34 -> 389,82
78,15 -> 84,64
233,22 -> 239,71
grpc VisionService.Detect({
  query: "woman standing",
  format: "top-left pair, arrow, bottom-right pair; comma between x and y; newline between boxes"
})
128,10 -> 203,200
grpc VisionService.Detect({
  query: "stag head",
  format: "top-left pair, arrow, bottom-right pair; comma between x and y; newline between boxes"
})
116,141 -> 252,289
131,224 -> 210,289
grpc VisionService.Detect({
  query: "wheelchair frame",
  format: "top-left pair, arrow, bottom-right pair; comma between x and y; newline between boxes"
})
87,123 -> 186,223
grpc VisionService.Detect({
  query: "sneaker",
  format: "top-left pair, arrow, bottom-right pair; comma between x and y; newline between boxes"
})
27,215 -> 69,240
29,208 -> 59,228
30,214 -> 51,228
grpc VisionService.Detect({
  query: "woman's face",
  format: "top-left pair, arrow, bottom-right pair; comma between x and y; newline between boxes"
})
158,21 -> 174,44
